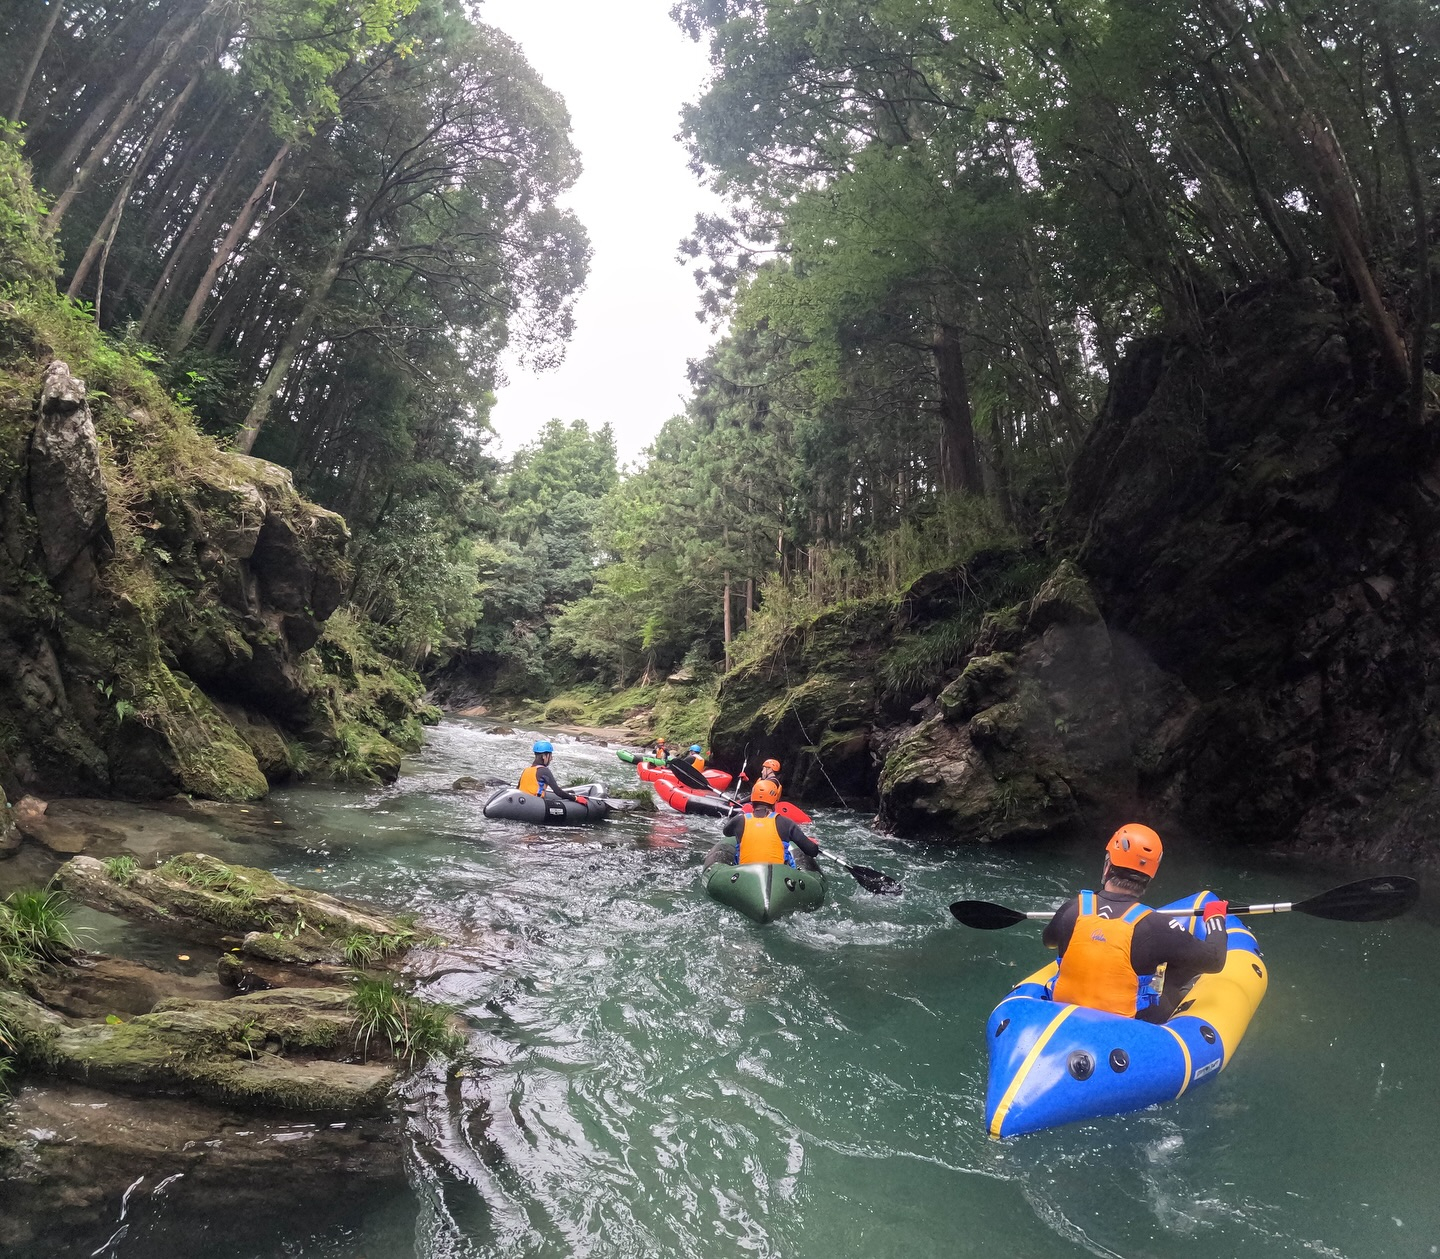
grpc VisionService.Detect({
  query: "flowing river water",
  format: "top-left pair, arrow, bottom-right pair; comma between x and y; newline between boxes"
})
19,719 -> 1440,1257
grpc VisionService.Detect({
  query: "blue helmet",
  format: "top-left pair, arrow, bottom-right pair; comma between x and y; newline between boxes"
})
690,744 -> 702,753
533,740 -> 554,754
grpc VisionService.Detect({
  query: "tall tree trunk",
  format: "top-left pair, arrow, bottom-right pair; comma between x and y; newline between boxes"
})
44,0 -> 211,193
1204,0 -> 1408,381
65,72 -> 198,303
931,321 -> 984,497
138,111 -> 262,337
171,138 -> 291,353
1377,7 -> 1431,422
44,6 -> 218,229
722,571 -> 732,668
9,0 -> 64,124
236,220 -> 357,454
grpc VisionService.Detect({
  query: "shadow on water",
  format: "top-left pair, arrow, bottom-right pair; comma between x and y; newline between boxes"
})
15,718 -> 1439,1258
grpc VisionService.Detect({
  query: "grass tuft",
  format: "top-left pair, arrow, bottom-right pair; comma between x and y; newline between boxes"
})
348,976 -> 462,1063
101,855 -> 139,886
0,888 -> 79,982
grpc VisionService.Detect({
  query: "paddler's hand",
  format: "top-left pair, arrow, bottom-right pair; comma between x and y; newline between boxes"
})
1201,900 -> 1229,934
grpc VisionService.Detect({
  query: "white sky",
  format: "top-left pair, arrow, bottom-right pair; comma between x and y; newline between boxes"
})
478,0 -> 722,466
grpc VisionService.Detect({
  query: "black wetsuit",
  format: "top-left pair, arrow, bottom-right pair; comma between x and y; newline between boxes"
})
719,812 -> 821,871
527,763 -> 576,802
1043,890 -> 1228,1022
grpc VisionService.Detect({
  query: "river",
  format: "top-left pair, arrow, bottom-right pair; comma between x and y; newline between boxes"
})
25,719 -> 1440,1257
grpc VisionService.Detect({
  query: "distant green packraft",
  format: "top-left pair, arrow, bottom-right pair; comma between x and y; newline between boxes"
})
615,750 -> 664,767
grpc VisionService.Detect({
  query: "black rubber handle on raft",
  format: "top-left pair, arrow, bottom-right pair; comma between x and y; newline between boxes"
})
949,875 -> 1420,930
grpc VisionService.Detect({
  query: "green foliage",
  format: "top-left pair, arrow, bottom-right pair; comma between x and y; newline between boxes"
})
348,976 -> 462,1063
0,888 -> 78,982
0,124 -> 56,296
101,855 -> 139,887
340,930 -> 408,968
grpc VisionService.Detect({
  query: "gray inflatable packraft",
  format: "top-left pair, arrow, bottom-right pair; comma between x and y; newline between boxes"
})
482,783 -> 614,827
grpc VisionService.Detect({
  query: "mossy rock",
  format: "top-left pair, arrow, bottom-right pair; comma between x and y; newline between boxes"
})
57,853 -> 416,966
0,986 -> 398,1114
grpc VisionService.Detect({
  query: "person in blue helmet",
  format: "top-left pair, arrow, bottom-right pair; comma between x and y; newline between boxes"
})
686,744 -> 706,771
517,741 -> 577,801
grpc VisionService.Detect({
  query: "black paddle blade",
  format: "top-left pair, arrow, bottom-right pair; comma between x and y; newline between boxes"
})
1292,875 -> 1420,922
664,758 -> 712,793
846,863 -> 902,895
949,899 -> 1029,930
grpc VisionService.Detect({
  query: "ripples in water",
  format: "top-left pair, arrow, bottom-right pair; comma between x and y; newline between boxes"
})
247,720 -> 1440,1259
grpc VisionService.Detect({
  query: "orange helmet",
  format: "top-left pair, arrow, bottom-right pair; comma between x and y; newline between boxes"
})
762,758 -> 781,773
1105,824 -> 1162,875
750,779 -> 782,806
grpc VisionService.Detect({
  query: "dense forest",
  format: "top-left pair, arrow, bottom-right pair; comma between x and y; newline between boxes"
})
3,0 -> 1438,734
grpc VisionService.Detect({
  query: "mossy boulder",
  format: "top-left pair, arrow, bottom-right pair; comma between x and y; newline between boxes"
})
710,548 -> 1049,804
877,562 -> 1145,841
0,143 -> 434,807
55,853 -> 420,970
0,986 -> 398,1113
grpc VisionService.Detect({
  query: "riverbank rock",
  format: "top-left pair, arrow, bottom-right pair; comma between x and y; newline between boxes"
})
55,853 -> 422,972
0,985 -> 399,1112
751,277 -> 1440,863
0,287 -> 436,804
708,546 -> 1050,804
24,952 -> 229,1017
876,561 -> 1171,840
0,1081 -> 409,1256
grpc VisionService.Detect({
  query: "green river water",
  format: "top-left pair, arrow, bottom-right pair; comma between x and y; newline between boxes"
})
21,720 -> 1440,1257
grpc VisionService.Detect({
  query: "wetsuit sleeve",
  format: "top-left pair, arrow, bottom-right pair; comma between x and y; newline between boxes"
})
775,815 -> 820,859
1129,913 -> 1228,976
537,766 -> 575,801
1043,899 -> 1077,952
721,813 -> 745,840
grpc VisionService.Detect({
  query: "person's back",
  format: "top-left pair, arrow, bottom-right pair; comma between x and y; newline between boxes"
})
1044,824 -> 1228,1023
711,779 -> 820,872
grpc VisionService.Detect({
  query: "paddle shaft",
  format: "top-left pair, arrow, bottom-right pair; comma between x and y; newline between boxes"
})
1017,899 -> 1348,922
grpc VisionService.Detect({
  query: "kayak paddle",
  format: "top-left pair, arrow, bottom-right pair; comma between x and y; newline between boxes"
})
663,757 -> 813,823
666,758 -> 901,895
949,875 -> 1420,930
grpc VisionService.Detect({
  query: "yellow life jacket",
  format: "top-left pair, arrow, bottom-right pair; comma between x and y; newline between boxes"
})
518,764 -> 542,796
1050,892 -> 1153,1017
736,814 -> 792,866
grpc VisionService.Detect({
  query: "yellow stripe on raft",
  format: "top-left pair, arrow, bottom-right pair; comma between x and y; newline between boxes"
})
1161,1024 -> 1193,1096
988,1003 -> 1079,1140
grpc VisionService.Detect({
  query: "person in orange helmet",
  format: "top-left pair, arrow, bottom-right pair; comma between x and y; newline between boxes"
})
759,758 -> 781,784
709,778 -> 821,871
1042,824 -> 1229,1023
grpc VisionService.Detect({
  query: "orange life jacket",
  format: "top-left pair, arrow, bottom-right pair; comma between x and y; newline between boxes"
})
735,814 -> 793,866
518,764 -> 543,796
1050,892 -> 1153,1017
691,755 -> 706,771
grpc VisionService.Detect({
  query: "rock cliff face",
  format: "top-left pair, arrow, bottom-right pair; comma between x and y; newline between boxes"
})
714,278 -> 1440,866
0,284 -> 436,802
0,347 -> 430,800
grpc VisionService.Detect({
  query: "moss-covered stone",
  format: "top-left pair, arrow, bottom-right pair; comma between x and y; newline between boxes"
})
877,563 -> 1140,842
56,853 -> 418,970
0,986 -> 398,1113
0,138 -> 431,807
